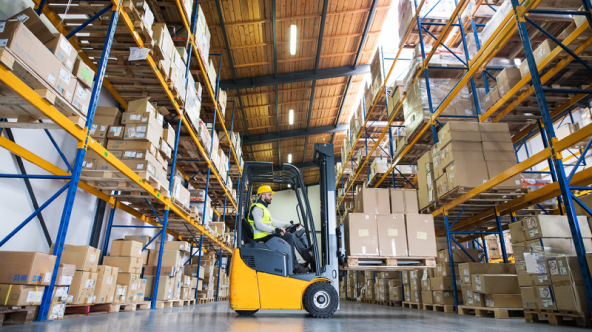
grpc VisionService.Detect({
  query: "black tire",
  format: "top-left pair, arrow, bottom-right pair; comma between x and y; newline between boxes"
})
235,310 -> 258,316
302,281 -> 338,318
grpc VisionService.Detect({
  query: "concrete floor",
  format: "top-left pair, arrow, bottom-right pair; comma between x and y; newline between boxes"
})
4,301 -> 580,331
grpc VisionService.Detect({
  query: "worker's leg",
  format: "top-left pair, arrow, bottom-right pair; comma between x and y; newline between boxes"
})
280,232 -> 300,268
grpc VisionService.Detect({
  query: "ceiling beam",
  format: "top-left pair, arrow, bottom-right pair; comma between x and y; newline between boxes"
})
302,136 -> 309,164
306,80 -> 316,131
243,124 -> 349,144
227,82 -> 361,97
236,94 -> 345,109
334,76 -> 354,126
220,64 -> 370,90
221,51 -> 370,69
354,0 -> 379,68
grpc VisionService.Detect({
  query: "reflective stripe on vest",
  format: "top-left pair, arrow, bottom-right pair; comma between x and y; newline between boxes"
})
247,202 -> 273,239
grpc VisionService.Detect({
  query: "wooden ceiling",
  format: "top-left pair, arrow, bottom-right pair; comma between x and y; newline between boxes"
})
201,0 -> 394,184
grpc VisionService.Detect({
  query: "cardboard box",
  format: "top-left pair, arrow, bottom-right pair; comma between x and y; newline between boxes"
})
430,277 -> 453,291
389,189 -> 419,214
123,123 -> 163,147
523,215 -> 591,240
446,159 -> 489,190
90,123 -> 109,139
0,21 -> 61,88
9,8 -> 56,44
148,249 -> 183,267
110,240 -> 143,258
520,286 -> 539,309
437,249 -> 480,264
0,284 -> 45,306
549,256 -> 589,313
344,213 -> 379,256
433,290 -> 455,305
55,264 -> 76,286
69,271 -> 97,304
102,256 -> 142,274
421,290 -> 433,304
509,221 -> 527,243
0,251 -> 56,286
436,174 -> 449,198
437,121 -> 481,147
435,264 -> 459,278
94,265 -> 119,303
479,122 -> 511,142
94,107 -> 122,125
107,126 -> 124,139
459,263 -> 516,284
115,285 -> 127,302
484,294 -> 522,308
536,285 -> 556,309
486,161 -> 523,188
496,68 -> 523,96
461,283 -> 473,305
125,235 -> 152,248
484,87 -> 500,110
156,277 -> 174,300
354,188 -> 391,214
72,81 -> 91,115
184,265 -> 205,279
376,214 -> 408,256
143,265 -> 176,277
55,66 -> 77,102
72,59 -> 95,88
472,292 -> 485,306
117,273 -> 141,302
52,245 -> 100,272
45,33 -> 77,70
48,301 -> 66,320
472,274 -> 520,294
107,141 -> 157,156
405,214 -> 437,257
482,141 -> 517,162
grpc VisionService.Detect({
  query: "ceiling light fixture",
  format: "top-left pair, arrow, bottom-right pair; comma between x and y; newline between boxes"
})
288,154 -> 292,163
289,109 -> 294,125
290,25 -> 297,55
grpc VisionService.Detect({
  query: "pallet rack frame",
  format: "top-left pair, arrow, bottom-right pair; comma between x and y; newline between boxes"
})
0,0 -> 244,319
334,0 -> 592,316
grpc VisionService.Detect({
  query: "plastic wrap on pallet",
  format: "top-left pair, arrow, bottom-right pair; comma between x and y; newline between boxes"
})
465,33 -> 481,59
480,0 -> 512,45
189,190 -> 213,224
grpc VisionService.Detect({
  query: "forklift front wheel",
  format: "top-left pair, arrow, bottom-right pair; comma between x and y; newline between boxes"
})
302,281 -> 338,318
235,310 -> 258,316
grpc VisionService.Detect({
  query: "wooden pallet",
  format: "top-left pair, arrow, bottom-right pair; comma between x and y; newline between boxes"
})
117,301 -> 151,312
64,303 -> 116,318
386,301 -> 403,307
422,303 -> 455,313
182,299 -> 196,305
458,305 -> 524,319
402,301 -> 421,309
155,300 -> 174,309
342,256 -> 436,271
122,0 -> 154,45
0,306 -> 37,327
524,309 -> 591,328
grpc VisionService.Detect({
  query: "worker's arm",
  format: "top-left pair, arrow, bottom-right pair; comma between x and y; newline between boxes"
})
271,218 -> 291,228
251,206 -> 275,233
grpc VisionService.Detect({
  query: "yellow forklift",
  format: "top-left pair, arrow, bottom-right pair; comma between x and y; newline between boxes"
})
229,143 -> 342,318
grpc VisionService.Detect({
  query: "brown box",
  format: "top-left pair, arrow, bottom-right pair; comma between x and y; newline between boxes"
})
433,290 -> 455,305
344,213 -> 379,256
94,265 -> 119,304
69,271 -> 98,304
72,81 -> 91,115
549,256 -> 589,313
523,215 -> 591,240
509,221 -> 527,243
437,121 -> 481,147
0,284 -> 45,306
102,256 -> 142,274
481,141 -> 516,162
55,263 -> 76,286
484,87 -> 500,110
123,124 -> 163,147
472,274 -> 520,294
485,294 -> 522,308
143,265 -> 176,277
72,58 -> 95,88
128,98 -> 157,115
436,174 -> 449,198
115,285 -> 128,302
437,249 -> 480,264
461,283 -> 473,305
473,292 -> 485,306
479,122 -> 511,142
8,8 -> 56,43
108,141 -> 158,157
110,240 -> 143,258
486,161 -> 523,188
124,235 -> 152,248
148,249 -> 183,267
521,286 -> 539,309
184,265 -> 205,279
536,285 -> 556,310
459,262 -> 516,284
389,189 -> 419,214
435,264 -> 459,278
45,33 -> 77,70
52,245 -> 100,272
107,126 -> 124,139
117,273 -> 142,302
94,107 -> 122,125
354,188 -> 390,214
0,251 -> 56,286
0,21 -> 61,88
496,68 -> 523,96
55,66 -> 77,102
430,277 -> 453,291
438,141 -> 485,173
446,159 -> 489,189
421,290 -> 433,304
405,214 -> 437,257
376,214 -> 408,256
156,277 -> 174,300
48,301 -> 66,320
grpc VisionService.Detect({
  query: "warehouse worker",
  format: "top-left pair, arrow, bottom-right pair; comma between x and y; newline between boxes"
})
248,185 -> 308,274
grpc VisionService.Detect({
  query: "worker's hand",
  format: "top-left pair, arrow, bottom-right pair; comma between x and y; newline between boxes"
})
278,228 -> 286,236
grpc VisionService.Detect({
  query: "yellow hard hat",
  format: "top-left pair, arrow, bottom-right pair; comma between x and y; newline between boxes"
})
257,185 -> 275,195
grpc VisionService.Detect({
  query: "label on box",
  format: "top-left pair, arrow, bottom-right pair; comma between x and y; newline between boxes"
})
59,67 -> 71,84
537,275 -> 548,283
132,283 -> 138,290
106,277 -> 113,285
388,229 -> 398,236
85,280 -> 94,288
142,117 -> 148,122
67,59 -> 74,69
0,38 -> 7,47
130,114 -> 142,120
475,275 -> 481,284
358,229 -> 369,237
76,85 -> 87,100
66,90 -> 72,100
59,37 -> 73,56
542,299 -> 553,308
137,163 -> 145,170
127,127 -> 136,138
486,299 -> 493,306
0,22 -> 5,33
137,125 -> 147,133
118,288 -> 125,295
55,287 -> 69,297
68,295 -> 74,302
60,276 -> 72,285
124,151 -> 136,158
110,127 -> 122,136
417,232 -> 427,240
90,254 -> 96,262
129,47 -> 150,61
15,14 -> 30,23
100,125 -> 107,132
48,73 -> 56,84
136,152 -> 143,158
529,229 -> 539,237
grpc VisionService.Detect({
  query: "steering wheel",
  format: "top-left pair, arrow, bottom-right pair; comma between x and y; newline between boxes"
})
285,221 -> 301,233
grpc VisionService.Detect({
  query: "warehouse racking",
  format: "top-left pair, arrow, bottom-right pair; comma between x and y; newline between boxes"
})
0,0 -> 240,320
334,0 -> 592,317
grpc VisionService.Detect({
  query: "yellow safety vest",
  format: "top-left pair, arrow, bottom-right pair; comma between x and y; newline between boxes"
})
248,203 -> 273,239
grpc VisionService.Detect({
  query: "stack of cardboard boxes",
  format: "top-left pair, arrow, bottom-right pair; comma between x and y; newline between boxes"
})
48,263 -> 76,320
58,245 -> 101,305
0,252 -> 57,317
375,272 -> 401,301
403,270 -> 426,303
511,215 -> 592,311
189,189 -> 214,225
197,252 -> 217,299
418,121 -> 523,210
343,188 -> 437,258
458,262 -> 517,308
104,240 -> 145,302
144,241 -> 189,301
0,8 -> 94,119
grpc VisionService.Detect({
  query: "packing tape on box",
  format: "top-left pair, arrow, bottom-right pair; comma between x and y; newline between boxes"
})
4,284 -> 12,305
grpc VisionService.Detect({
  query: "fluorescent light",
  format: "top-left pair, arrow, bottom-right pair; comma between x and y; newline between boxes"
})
289,109 -> 294,125
288,154 -> 292,163
290,25 -> 297,55
288,184 -> 291,188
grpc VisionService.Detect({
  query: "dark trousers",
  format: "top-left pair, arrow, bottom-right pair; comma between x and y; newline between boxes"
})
260,232 -> 299,268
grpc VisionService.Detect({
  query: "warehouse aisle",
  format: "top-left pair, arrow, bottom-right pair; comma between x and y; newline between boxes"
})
3,301 -> 576,331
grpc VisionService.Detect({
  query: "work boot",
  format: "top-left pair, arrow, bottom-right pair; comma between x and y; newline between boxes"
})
293,265 -> 308,274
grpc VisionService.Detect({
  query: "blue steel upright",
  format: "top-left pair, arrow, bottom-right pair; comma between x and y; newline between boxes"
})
510,0 -> 592,316
37,3 -> 120,321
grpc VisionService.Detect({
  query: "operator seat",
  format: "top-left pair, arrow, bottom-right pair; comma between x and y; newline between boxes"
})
240,218 -> 294,276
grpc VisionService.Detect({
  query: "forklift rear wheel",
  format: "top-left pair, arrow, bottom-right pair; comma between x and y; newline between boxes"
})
235,310 -> 258,316
302,281 -> 338,318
